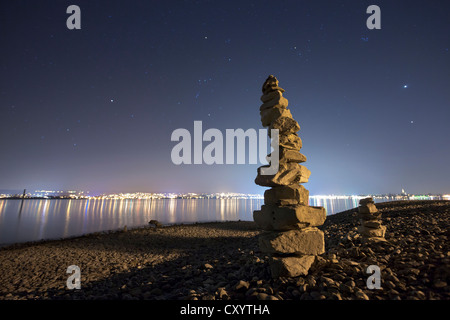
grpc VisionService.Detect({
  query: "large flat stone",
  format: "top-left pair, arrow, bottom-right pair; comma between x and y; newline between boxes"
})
269,255 -> 315,278
259,228 -> 325,255
264,185 -> 309,206
254,204 -> 326,231
255,162 -> 311,187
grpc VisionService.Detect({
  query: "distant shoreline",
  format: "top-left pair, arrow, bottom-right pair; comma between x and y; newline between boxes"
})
1,194 -> 447,200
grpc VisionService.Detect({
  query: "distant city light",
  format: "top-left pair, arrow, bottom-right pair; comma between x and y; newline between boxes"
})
0,191 -> 446,201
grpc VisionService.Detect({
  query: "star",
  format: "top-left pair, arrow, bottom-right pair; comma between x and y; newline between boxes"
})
403,85 -> 408,88
110,99 -> 114,102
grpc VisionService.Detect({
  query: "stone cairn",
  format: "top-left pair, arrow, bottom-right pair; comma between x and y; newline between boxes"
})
357,198 -> 387,243
253,75 -> 326,278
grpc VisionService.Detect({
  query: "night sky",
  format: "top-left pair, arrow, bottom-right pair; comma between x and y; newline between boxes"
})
1,0 -> 449,196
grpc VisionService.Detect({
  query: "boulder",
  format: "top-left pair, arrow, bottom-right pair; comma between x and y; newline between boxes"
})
259,228 -> 325,255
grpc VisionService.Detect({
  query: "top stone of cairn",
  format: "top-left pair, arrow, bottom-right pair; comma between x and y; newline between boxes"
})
262,75 -> 285,95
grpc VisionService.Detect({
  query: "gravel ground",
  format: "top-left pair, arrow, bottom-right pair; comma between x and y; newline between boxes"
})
0,200 -> 448,300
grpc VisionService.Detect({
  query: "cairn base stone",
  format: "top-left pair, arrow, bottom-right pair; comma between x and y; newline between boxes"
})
259,228 -> 325,255
269,255 -> 315,278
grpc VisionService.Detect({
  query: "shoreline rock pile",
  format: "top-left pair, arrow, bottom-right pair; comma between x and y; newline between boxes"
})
357,198 -> 387,243
253,75 -> 326,278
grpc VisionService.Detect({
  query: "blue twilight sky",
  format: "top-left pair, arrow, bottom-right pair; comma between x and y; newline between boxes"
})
0,0 -> 449,195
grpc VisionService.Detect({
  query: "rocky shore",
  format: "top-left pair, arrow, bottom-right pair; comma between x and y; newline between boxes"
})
0,200 -> 449,300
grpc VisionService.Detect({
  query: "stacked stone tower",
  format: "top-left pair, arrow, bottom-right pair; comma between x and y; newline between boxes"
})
253,75 -> 326,278
357,198 -> 387,243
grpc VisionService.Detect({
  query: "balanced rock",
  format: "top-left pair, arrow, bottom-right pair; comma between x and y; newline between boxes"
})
253,75 -> 326,278
357,198 -> 387,242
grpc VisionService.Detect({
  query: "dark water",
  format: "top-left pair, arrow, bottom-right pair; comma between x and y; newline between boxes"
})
0,196 -> 442,245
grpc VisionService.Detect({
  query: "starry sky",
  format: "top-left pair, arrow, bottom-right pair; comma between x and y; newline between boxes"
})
1,0 -> 449,196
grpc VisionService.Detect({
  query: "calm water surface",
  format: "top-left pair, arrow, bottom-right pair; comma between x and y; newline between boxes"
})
0,196 -> 441,245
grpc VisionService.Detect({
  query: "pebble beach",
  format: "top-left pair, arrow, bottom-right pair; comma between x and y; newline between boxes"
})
0,200 -> 448,300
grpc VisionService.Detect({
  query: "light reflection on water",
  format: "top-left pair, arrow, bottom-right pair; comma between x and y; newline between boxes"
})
0,196 -> 442,245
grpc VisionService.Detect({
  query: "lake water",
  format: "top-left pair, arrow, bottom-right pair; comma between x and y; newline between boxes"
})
0,196 -> 442,246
